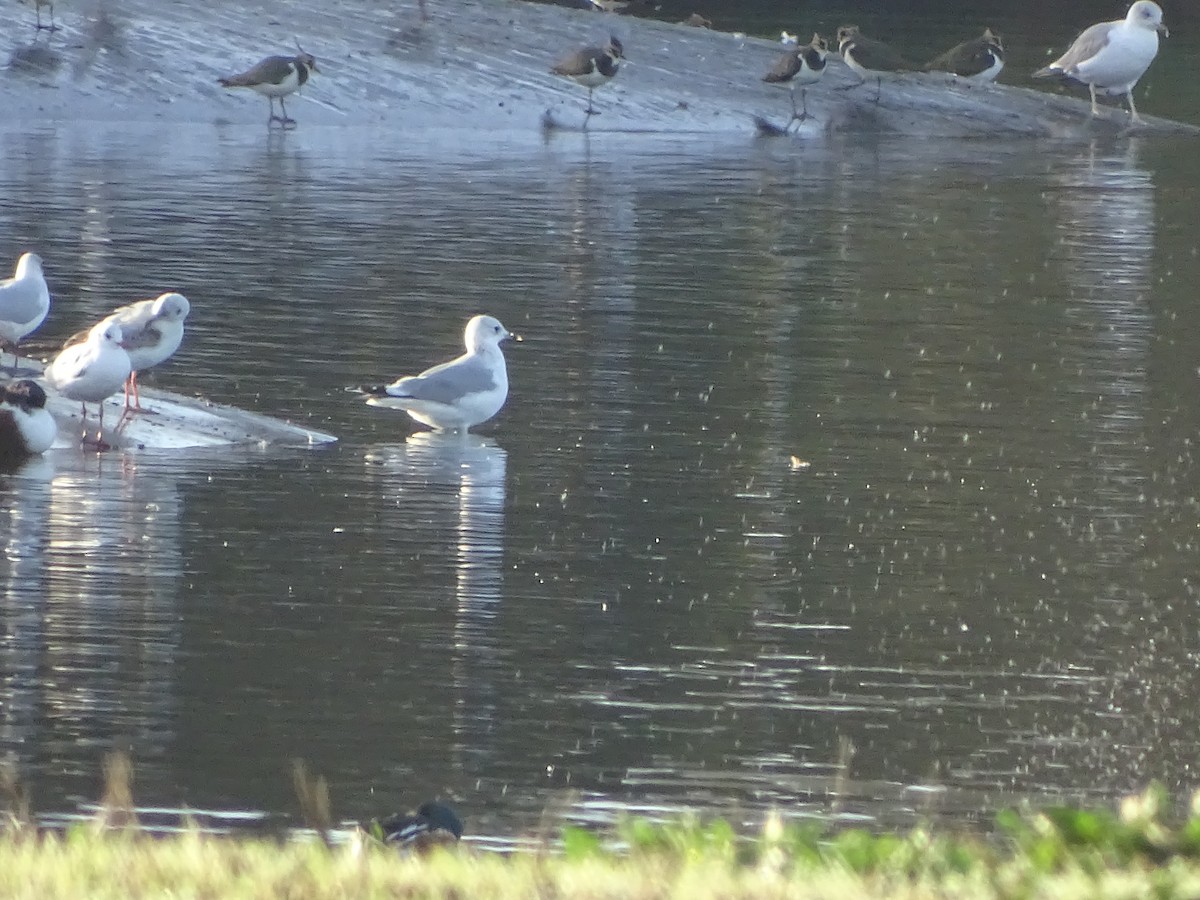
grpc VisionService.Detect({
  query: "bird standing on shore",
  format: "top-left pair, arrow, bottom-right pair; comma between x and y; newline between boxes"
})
373,801 -> 464,851
762,33 -> 828,126
218,49 -> 319,128
99,292 -> 190,412
0,252 -> 51,372
362,315 -> 518,432
551,36 -> 625,129
836,25 -> 914,102
1033,0 -> 1167,124
0,380 -> 56,464
924,28 -> 1005,82
43,318 -> 131,449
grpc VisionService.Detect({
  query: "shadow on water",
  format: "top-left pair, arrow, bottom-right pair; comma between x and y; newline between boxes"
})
1,122 -> 1199,839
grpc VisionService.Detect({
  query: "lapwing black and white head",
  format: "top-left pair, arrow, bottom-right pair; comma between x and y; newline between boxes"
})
836,25 -> 914,102
924,28 -> 1005,82
763,33 -> 828,126
0,380 -> 56,465
218,47 -> 319,129
551,35 -> 625,129
1033,0 -> 1167,124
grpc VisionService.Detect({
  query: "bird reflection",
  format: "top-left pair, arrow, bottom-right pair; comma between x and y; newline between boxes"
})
0,455 -> 182,801
364,431 -> 508,775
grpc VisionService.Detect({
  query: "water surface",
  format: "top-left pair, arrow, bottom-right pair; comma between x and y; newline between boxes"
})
2,121 -> 1200,842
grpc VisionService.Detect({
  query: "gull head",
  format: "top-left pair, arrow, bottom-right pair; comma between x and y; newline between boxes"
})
464,315 -> 518,352
15,252 -> 43,279
152,292 -> 191,323
97,320 -> 124,346
1129,1 -> 1168,36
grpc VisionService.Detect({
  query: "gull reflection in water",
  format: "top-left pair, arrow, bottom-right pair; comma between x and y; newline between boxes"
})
0,454 -> 182,806
364,431 -> 508,775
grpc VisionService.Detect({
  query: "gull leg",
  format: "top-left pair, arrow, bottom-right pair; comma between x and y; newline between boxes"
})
1126,89 -> 1142,125
874,76 -> 882,104
1089,83 -> 1099,117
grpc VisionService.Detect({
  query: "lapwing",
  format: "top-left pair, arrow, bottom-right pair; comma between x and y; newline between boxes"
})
1033,0 -> 1167,124
924,28 -> 1005,82
43,318 -> 131,449
762,33 -> 828,126
551,35 -> 625,129
372,802 -> 464,852
218,49 -> 319,128
836,25 -> 914,102
0,252 -> 51,373
0,380 -> 56,465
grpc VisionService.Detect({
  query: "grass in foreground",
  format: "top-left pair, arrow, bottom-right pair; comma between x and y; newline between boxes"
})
5,763 -> 1200,898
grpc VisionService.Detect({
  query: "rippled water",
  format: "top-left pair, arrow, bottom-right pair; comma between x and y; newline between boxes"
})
3,120 -> 1200,843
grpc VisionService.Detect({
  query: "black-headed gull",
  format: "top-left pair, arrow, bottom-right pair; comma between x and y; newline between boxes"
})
364,315 -> 519,432
0,252 -> 51,371
103,292 -> 190,411
43,318 -> 131,449
1034,0 -> 1168,124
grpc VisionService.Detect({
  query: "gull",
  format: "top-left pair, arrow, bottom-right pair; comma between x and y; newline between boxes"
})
363,315 -> 518,432
0,252 -> 52,371
763,33 -> 828,126
924,28 -> 1005,82
1034,0 -> 1168,124
43,317 -> 131,449
551,36 -> 625,129
105,292 -> 190,411
0,380 -> 56,464
218,47 -> 319,128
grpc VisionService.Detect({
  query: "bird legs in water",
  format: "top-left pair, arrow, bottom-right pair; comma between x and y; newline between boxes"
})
786,88 -> 814,128
35,1 -> 59,31
268,97 -> 297,129
1088,84 -> 1144,125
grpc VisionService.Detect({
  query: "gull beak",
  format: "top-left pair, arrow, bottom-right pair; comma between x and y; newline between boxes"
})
1158,23 -> 1169,37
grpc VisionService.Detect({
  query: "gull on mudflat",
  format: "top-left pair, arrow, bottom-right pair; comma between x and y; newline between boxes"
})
363,315 -> 519,432
99,292 -> 190,411
0,380 -> 56,464
1033,0 -> 1168,124
0,252 -> 51,371
43,317 -> 131,449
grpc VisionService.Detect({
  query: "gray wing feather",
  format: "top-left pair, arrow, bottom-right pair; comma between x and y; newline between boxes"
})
1048,22 -> 1113,72
0,281 -> 46,326
387,355 -> 496,405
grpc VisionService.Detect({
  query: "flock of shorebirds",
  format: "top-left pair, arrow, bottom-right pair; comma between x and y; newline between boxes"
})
25,0 -> 1169,131
0,250 -> 518,462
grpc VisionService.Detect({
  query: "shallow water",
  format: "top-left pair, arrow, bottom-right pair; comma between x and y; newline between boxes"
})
3,119 -> 1200,844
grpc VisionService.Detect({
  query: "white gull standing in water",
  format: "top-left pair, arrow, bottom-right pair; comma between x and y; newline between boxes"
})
1033,0 -> 1168,124
363,315 -> 519,432
0,252 -> 51,371
43,318 -> 131,449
